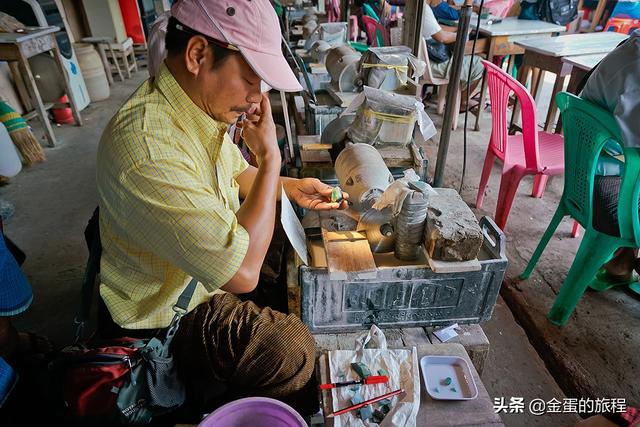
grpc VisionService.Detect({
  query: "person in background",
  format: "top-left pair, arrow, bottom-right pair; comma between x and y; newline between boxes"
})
580,30 -> 640,291
430,0 -> 461,21
421,0 -> 484,109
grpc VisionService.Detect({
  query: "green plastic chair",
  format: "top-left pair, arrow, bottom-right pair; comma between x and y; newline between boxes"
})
521,92 -> 640,326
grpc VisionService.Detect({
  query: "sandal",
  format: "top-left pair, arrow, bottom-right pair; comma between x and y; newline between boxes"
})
588,268 -> 637,292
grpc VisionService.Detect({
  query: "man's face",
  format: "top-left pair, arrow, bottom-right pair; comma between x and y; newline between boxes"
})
195,48 -> 263,124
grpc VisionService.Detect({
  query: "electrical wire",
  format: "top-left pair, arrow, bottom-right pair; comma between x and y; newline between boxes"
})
459,0 -> 486,194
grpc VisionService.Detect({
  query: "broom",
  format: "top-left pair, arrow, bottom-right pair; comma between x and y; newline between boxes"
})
0,101 -> 45,166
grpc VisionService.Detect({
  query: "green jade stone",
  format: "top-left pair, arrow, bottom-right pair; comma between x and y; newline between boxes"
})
441,377 -> 452,386
351,362 -> 372,379
331,187 -> 343,203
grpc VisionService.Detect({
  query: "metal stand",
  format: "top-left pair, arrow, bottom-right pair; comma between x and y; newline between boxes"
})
433,0 -> 474,187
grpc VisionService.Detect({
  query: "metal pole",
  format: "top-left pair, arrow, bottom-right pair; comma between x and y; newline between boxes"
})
433,0 -> 473,188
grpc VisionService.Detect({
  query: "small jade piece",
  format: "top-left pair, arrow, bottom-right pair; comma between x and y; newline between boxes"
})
441,377 -> 452,386
351,362 -> 372,378
331,187 -> 343,203
358,405 -> 374,420
450,387 -> 457,392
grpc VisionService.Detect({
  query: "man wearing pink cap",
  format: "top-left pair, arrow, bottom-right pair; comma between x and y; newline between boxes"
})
96,0 -> 347,413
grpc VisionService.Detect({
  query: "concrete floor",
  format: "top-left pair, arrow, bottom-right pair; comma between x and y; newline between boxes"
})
1,70 -> 635,427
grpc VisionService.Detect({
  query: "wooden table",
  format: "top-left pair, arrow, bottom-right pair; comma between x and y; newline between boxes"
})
562,53 -> 605,93
0,27 -> 83,146
473,17 -> 566,130
513,32 -> 626,133
318,343 -> 504,427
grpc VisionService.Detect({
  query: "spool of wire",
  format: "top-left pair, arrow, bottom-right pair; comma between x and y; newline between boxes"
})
395,191 -> 428,261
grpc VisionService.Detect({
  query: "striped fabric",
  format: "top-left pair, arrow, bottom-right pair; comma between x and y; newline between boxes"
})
172,293 -> 316,402
97,65 -> 250,330
0,102 -> 29,133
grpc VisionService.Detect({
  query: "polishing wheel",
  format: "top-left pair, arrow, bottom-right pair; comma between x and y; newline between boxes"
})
357,208 -> 396,253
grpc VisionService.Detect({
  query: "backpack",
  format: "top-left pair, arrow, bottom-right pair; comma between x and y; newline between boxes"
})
519,0 -> 578,25
539,0 -> 579,25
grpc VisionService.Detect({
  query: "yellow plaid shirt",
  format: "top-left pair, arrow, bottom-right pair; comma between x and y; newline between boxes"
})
97,65 -> 249,329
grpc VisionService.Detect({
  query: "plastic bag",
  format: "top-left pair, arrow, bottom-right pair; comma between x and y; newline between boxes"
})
327,325 -> 420,427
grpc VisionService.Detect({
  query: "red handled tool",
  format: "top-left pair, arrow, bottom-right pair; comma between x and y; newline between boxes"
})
319,375 -> 388,390
327,388 -> 405,417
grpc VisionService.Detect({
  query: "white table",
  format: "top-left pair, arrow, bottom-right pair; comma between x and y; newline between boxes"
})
473,18 -> 566,130
512,32 -> 627,132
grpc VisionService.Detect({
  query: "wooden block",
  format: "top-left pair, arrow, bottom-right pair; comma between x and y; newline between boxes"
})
321,228 -> 377,281
300,150 -> 332,164
297,134 -> 321,145
300,143 -> 333,151
427,324 -> 490,376
426,252 -> 482,273
377,145 -> 414,168
319,213 -> 376,280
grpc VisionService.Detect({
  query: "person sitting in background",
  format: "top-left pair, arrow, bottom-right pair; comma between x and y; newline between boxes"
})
421,0 -> 484,109
580,30 -> 640,290
430,0 -> 461,21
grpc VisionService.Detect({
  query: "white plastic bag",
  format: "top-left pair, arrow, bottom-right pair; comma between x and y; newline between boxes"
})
328,326 -> 420,427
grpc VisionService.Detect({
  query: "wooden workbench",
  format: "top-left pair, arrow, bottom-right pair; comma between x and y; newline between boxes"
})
473,17 -> 566,130
512,32 -> 627,133
318,342 -> 504,426
0,27 -> 83,146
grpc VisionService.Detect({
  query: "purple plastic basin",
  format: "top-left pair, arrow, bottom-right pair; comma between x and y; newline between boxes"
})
198,397 -> 306,427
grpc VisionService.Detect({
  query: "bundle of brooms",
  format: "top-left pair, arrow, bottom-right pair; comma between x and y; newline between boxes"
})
0,101 -> 45,166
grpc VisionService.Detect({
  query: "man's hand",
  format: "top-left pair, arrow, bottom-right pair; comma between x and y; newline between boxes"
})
240,93 -> 281,165
283,178 -> 349,210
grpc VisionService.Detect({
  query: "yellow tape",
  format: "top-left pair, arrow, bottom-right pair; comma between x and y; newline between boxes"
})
361,63 -> 409,72
363,108 -> 415,124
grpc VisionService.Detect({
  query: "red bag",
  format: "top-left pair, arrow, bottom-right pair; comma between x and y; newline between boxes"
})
55,338 -> 140,418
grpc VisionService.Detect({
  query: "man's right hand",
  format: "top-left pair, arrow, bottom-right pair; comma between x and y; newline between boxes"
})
240,93 -> 281,166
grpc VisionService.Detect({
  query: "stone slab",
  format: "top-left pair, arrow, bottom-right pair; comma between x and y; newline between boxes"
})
424,188 -> 483,262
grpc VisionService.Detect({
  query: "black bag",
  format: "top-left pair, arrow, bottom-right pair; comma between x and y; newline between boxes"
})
539,0 -> 579,25
425,39 -> 451,64
519,0 -> 578,25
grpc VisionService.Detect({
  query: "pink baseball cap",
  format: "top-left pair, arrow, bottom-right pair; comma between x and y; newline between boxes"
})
171,0 -> 302,92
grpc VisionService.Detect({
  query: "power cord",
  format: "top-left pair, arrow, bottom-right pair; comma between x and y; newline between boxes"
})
459,0 -> 486,194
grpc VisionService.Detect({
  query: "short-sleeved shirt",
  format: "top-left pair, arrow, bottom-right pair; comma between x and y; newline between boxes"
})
421,3 -> 442,40
581,30 -> 640,176
97,64 -> 250,330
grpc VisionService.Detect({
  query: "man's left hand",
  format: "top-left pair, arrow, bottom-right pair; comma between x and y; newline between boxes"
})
284,178 -> 349,210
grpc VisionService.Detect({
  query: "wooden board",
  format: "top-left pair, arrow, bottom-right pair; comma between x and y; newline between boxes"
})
318,343 -> 504,427
300,150 -> 332,164
321,228 -> 377,281
319,211 -> 377,280
426,253 -> 482,273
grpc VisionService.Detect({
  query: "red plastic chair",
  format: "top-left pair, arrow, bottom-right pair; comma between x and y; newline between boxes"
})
476,60 -> 565,231
362,15 -> 389,47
